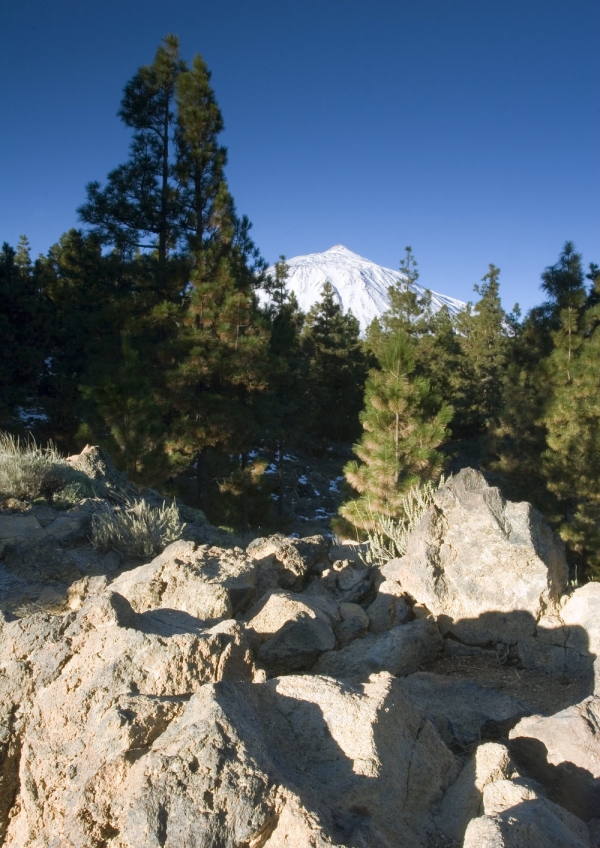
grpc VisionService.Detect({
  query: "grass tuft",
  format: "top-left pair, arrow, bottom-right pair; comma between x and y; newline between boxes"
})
91,497 -> 185,558
359,477 -> 446,566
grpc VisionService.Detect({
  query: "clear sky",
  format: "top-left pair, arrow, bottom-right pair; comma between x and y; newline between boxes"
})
1,0 -> 598,312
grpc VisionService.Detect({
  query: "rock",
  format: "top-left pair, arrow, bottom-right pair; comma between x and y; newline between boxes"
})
2,535 -> 79,583
313,618 -> 442,680
0,588 -> 256,844
244,589 -> 334,641
110,540 -> 257,622
482,776 -> 541,815
562,582 -> 600,694
257,615 -> 336,675
339,601 -> 369,627
464,798 -> 592,847
247,534 -> 331,591
100,674 -> 458,848
508,696 -> 600,820
66,443 -> 127,487
334,601 -> 369,647
382,468 -> 568,645
366,581 -> 411,634
0,514 -> 44,542
401,673 -> 529,749
434,742 -> 513,842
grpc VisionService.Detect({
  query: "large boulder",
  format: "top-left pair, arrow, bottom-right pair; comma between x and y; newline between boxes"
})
463,796 -> 591,847
0,585 -> 256,844
401,673 -> 530,750
90,673 -> 458,848
562,582 -> 600,694
244,588 -> 336,640
110,540 -> 257,622
247,534 -> 331,591
312,618 -> 442,680
383,468 -> 568,645
508,696 -> 600,821
257,615 -> 336,675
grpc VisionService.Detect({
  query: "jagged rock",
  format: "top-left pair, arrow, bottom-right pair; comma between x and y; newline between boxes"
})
258,615 -> 336,675
313,618 -> 442,680
333,601 -> 369,647
382,468 -> 568,645
110,540 -> 257,622
508,696 -> 600,820
244,588 -> 336,642
247,534 -> 331,591
366,581 -> 411,634
434,742 -> 514,842
463,796 -> 592,847
94,673 -> 458,848
0,588 -> 256,845
66,444 -> 127,487
400,673 -> 529,750
562,582 -> 600,694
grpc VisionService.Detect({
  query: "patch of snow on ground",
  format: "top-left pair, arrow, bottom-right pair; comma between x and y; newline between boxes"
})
17,407 -> 49,426
329,476 -> 345,493
297,475 -> 308,485
264,464 -> 278,475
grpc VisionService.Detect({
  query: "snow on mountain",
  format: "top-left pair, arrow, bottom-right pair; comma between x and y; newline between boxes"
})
264,245 -> 465,332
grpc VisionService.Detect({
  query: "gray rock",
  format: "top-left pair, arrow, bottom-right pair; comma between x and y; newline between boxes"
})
508,696 -> 600,821
313,618 -> 442,680
110,540 -> 257,622
382,469 -> 568,645
562,582 -> 600,694
247,534 -> 331,592
258,615 -> 336,675
366,581 -> 411,634
66,444 -> 127,488
245,588 -> 335,640
434,742 -> 513,843
464,796 -> 591,847
401,672 -> 529,749
107,673 -> 459,848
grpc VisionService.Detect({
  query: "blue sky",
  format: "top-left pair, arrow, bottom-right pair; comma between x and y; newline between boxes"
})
1,0 -> 598,312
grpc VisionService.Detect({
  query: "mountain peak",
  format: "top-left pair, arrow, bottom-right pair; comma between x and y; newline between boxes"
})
265,246 -> 465,332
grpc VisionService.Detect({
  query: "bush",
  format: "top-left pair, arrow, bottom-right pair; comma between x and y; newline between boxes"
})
91,497 -> 185,558
0,432 -> 70,502
360,477 -> 445,566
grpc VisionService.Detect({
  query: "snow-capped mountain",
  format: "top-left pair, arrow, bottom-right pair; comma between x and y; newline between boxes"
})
265,245 -> 464,332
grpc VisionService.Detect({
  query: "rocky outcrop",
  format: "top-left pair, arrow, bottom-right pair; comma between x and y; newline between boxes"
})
110,540 -> 257,621
383,468 -> 568,645
1,462 -> 599,846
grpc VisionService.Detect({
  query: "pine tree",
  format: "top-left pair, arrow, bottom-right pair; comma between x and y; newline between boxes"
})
79,35 -> 185,294
0,238 -> 49,421
541,307 -> 600,578
261,257 -> 308,515
381,246 -> 432,341
492,243 -> 590,529
302,281 -> 369,447
454,264 -> 511,437
341,332 -> 452,530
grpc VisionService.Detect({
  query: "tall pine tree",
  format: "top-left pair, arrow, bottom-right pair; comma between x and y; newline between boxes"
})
302,281 -> 368,448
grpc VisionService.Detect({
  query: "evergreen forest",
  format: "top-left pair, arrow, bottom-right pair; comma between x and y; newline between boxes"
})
2,36 -> 599,581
